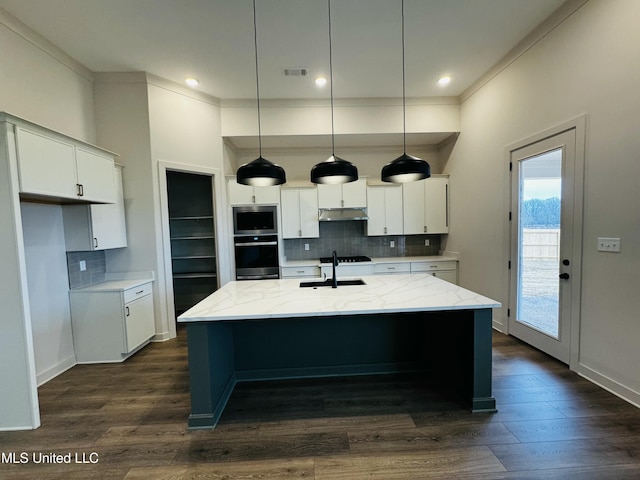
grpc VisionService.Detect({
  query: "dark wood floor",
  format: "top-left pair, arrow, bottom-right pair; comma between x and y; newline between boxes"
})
2,328 -> 640,479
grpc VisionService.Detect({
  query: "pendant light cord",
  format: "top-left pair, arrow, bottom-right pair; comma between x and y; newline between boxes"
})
328,0 -> 335,157
253,0 -> 262,157
401,0 -> 407,155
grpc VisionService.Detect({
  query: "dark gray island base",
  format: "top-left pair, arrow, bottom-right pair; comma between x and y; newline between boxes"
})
183,308 -> 496,429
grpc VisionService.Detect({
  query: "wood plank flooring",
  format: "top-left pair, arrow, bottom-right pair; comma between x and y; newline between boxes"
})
2,328 -> 640,479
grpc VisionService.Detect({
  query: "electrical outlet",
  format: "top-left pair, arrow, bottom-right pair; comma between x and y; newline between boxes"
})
390,240 -> 395,248
425,239 -> 430,247
79,260 -> 87,271
597,237 -> 621,252
304,243 -> 309,251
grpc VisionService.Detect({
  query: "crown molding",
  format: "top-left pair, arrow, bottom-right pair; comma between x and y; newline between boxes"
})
221,96 -> 460,109
460,0 -> 590,103
0,6 -> 93,82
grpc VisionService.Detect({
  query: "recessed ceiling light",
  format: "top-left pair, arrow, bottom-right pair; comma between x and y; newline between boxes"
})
185,77 -> 199,88
437,75 -> 452,87
315,76 -> 328,87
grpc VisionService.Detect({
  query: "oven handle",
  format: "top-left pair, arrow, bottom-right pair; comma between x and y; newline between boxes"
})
236,273 -> 280,280
235,241 -> 278,247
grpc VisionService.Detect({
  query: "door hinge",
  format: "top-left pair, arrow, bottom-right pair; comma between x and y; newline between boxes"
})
509,162 -> 513,171
508,260 -> 511,269
507,308 -> 511,317
509,211 -> 512,221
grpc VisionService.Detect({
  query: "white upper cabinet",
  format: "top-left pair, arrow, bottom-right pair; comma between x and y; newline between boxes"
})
402,176 -> 449,234
317,179 -> 367,209
62,166 -> 127,251
227,176 -> 280,205
366,184 -> 403,236
281,187 -> 319,239
15,125 -> 116,204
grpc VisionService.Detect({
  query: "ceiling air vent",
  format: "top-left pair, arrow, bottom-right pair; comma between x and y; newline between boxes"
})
283,67 -> 309,77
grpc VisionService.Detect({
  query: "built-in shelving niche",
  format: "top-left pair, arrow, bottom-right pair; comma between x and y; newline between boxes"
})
166,171 -> 218,317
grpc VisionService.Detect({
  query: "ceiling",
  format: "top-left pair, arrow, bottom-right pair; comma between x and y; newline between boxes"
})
0,0 -> 567,101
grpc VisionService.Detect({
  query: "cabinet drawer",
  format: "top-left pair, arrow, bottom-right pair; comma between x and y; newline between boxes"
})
124,282 -> 153,303
410,261 -> 457,273
282,266 -> 321,278
373,263 -> 410,274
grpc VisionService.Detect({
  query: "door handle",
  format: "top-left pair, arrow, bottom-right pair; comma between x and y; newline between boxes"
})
562,259 -> 570,266
559,273 -> 570,280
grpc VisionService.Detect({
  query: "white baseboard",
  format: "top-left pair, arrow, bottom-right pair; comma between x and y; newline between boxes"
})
151,331 -> 173,342
36,355 -> 77,387
576,362 -> 640,409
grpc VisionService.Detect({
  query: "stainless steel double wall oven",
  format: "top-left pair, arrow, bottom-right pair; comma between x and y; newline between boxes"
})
232,205 -> 280,280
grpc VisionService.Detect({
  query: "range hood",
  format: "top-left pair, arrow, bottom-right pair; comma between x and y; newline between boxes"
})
318,208 -> 368,221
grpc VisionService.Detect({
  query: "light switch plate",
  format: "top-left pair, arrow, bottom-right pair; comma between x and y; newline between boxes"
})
597,237 -> 621,252
79,260 -> 87,271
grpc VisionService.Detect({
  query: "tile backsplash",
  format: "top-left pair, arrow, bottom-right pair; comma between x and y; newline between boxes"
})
283,221 -> 441,261
67,250 -> 106,289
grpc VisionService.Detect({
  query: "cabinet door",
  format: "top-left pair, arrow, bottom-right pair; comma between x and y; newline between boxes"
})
298,188 -> 319,238
227,179 -> 254,205
124,294 -> 155,353
433,270 -> 457,284
16,127 -> 78,200
90,167 -> 127,249
424,177 -> 448,233
317,183 -> 342,208
342,179 -> 367,208
402,180 -> 426,234
366,187 -> 386,236
384,185 -> 404,235
254,185 -> 280,204
280,189 -> 301,238
75,148 -> 116,203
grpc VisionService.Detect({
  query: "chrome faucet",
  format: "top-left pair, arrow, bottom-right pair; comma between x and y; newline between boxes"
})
332,250 -> 338,288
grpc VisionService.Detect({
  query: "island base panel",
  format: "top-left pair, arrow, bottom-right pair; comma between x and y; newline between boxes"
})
184,308 -> 495,429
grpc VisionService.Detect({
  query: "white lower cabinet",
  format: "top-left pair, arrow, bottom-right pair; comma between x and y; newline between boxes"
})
411,261 -> 458,284
281,265 -> 321,278
70,281 -> 155,363
373,262 -> 411,275
320,263 -> 374,278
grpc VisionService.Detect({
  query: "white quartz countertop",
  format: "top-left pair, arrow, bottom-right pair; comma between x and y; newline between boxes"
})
178,274 -> 500,323
70,278 -> 153,293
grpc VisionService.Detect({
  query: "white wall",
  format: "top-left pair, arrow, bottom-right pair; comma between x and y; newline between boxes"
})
20,203 -> 76,385
445,0 -> 640,404
0,8 -> 95,142
0,9 -> 97,430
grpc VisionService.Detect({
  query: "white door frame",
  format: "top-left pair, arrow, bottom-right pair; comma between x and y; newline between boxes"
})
505,115 -> 586,370
157,161 -> 232,338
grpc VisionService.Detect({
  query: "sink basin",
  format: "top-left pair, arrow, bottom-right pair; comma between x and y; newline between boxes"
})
300,278 -> 366,288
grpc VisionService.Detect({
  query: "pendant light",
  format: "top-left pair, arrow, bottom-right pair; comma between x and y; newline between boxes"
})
381,0 -> 430,183
310,0 -> 358,185
237,0 -> 286,187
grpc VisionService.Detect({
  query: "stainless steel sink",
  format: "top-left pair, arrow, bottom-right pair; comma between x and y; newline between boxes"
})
300,279 -> 366,288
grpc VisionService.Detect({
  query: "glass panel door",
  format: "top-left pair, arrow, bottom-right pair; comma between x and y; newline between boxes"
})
517,150 -> 562,338
510,129 -> 576,364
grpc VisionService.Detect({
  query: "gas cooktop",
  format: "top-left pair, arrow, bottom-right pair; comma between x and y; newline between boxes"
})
319,255 -> 372,263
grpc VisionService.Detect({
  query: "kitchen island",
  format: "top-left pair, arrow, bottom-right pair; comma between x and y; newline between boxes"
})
178,274 -> 501,429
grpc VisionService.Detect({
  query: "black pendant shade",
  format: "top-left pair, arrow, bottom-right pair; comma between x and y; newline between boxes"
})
310,155 -> 358,185
382,153 -> 431,183
381,0 -> 430,184
237,0 -> 286,187
237,156 -> 286,186
311,0 -> 357,185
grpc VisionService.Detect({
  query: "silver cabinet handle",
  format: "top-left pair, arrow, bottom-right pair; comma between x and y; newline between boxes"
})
424,226 -> 427,233
384,227 -> 387,234
125,306 -> 130,316
77,184 -> 84,196
93,237 -> 98,248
